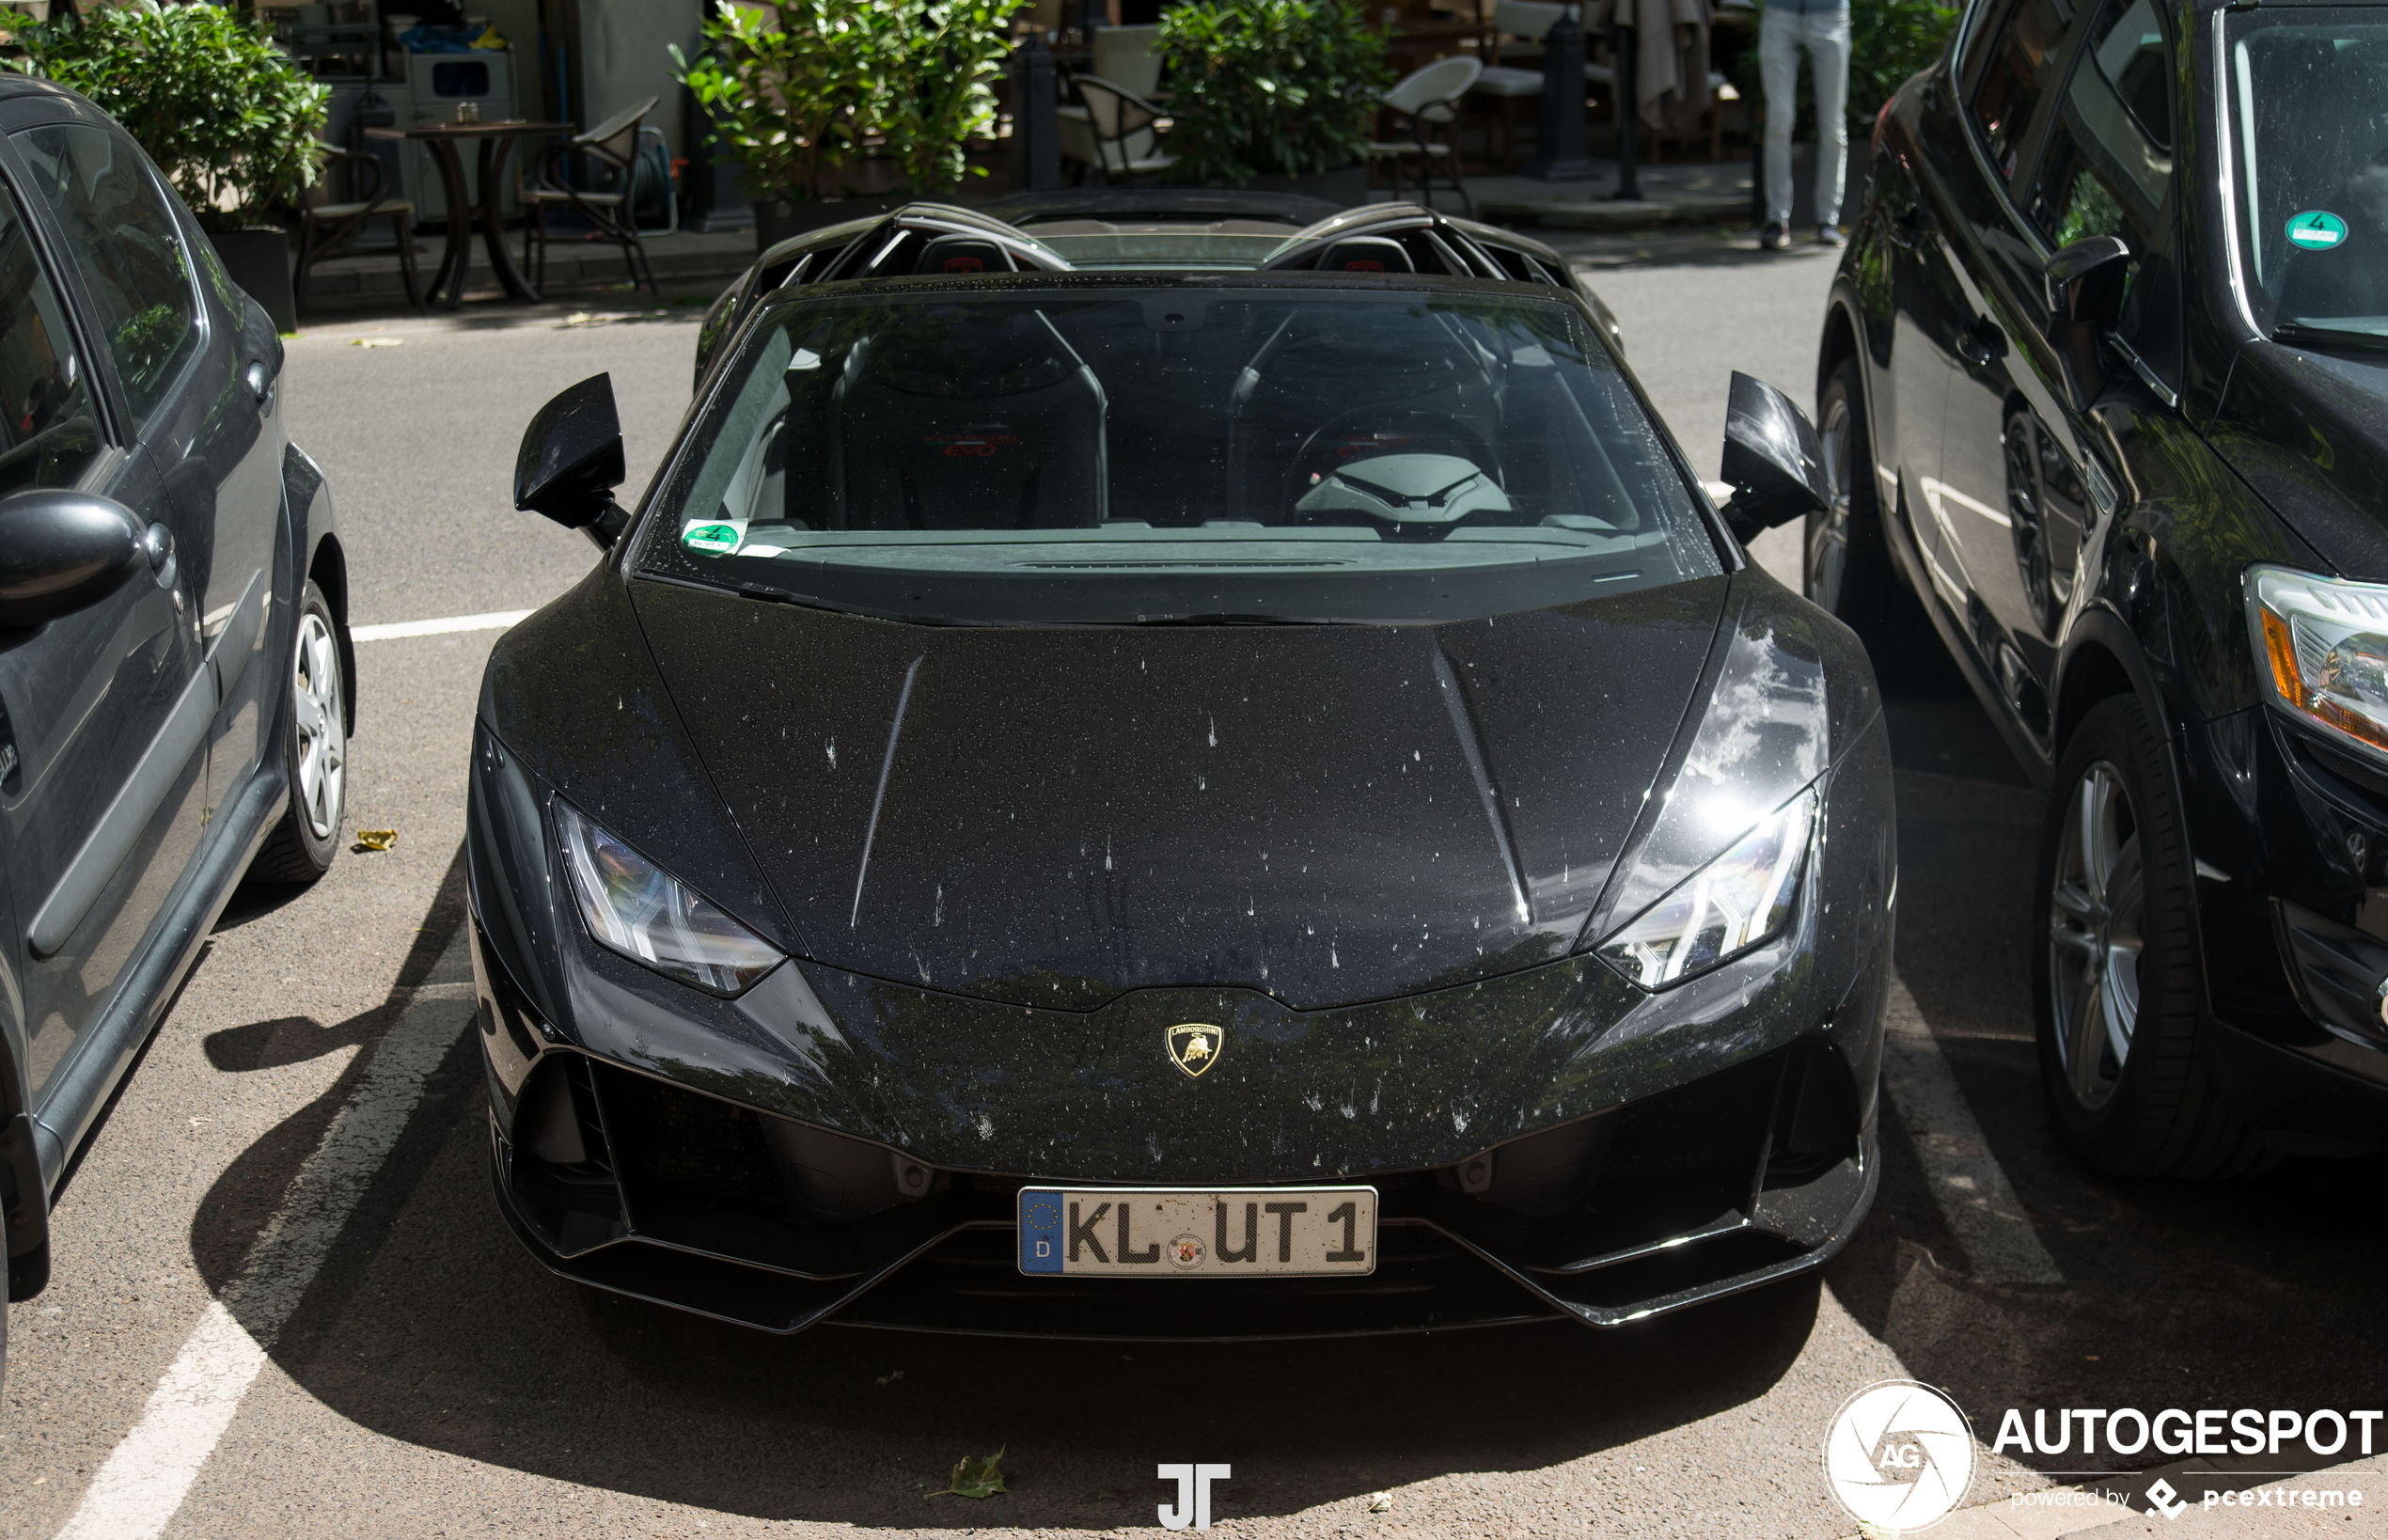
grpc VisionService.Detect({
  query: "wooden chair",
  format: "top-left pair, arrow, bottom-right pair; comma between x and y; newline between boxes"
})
1371,55 -> 1483,216
293,146 -> 421,316
519,95 -> 662,293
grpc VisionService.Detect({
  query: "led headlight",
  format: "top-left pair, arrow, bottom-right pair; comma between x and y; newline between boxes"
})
1593,789 -> 1816,989
2248,566 -> 2388,758
553,798 -> 782,995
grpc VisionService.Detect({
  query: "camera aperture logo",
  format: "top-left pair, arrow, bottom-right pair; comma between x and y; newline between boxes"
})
1823,1380 -> 1978,1532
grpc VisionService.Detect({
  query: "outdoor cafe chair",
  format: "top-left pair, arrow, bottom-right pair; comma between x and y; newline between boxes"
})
1371,55 -> 1483,218
1471,0 -> 1616,168
519,94 -> 662,293
1057,75 -> 1176,184
293,145 -> 421,316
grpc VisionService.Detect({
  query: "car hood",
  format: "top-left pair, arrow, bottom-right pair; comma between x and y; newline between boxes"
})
627,575 -> 1730,1011
2209,339 -> 2388,576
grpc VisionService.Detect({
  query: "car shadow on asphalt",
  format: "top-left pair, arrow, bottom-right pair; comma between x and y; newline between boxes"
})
181,872 -> 1837,1525
1840,668 -> 2388,1486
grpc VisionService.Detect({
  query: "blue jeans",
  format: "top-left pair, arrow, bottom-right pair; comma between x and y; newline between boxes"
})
1761,6 -> 1851,228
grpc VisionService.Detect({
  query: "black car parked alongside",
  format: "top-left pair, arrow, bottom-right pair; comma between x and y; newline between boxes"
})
466,192 -> 1897,1341
0,79 -> 355,1378
1814,0 -> 2388,1173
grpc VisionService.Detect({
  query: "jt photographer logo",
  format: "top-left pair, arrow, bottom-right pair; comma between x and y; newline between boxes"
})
1823,1380 -> 1978,1532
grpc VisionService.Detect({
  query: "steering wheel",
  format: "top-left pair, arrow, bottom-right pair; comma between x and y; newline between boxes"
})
1285,407 -> 1506,534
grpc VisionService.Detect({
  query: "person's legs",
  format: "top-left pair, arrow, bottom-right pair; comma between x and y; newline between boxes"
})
1759,8 -> 1799,231
1808,8 -> 1852,230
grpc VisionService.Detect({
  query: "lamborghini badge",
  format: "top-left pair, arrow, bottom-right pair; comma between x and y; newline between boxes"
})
1166,1022 -> 1223,1078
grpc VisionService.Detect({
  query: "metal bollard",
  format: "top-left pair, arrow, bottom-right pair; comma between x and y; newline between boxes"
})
1525,13 -> 1596,181
1020,32 -> 1061,193
1611,20 -> 1641,200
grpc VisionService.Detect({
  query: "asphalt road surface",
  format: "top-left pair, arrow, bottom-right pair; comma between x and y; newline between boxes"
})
1,244 -> 2380,1540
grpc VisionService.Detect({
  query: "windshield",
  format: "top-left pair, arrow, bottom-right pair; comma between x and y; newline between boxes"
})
635,283 -> 1717,626
2225,9 -> 2388,338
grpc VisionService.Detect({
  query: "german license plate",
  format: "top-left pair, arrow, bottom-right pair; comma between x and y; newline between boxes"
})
1017,1186 -> 1377,1277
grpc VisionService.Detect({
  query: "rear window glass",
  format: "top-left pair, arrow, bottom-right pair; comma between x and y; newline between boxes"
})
634,283 -> 1719,626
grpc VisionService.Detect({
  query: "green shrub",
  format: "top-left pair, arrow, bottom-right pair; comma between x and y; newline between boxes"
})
9,0 -> 327,228
676,0 -> 1023,201
1158,0 -> 1390,184
876,0 -> 1028,193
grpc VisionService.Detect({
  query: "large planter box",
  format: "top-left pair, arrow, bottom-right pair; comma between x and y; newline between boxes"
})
210,227 -> 295,333
1237,165 -> 1369,208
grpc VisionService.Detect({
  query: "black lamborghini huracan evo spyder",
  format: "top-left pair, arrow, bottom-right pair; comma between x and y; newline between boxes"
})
464,192 -> 1897,1339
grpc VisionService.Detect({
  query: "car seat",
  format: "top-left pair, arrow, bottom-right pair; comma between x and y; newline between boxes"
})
827,307 -> 1108,530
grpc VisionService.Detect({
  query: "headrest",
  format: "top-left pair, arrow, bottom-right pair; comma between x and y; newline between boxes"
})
916,236 -> 1013,276
1317,237 -> 1414,275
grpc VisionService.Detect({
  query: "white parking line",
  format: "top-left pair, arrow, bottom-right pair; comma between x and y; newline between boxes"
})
350,609 -> 532,642
1879,972 -> 2066,1287
55,936 -> 474,1540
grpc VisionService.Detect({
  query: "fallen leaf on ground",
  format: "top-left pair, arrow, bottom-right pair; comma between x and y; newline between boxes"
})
926,1447 -> 1005,1500
1368,1491 -> 1392,1513
350,338 -> 402,348
353,828 -> 398,853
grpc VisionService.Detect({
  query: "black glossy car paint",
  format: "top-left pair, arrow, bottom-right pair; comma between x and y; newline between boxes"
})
475,185 -> 1893,1335
1820,0 -> 2388,1139
0,77 -> 353,1340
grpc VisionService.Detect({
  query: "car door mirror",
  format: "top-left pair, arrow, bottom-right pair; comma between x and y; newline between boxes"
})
0,488 -> 147,629
1718,371 -> 1830,542
514,373 -> 627,542
2044,236 -> 2131,328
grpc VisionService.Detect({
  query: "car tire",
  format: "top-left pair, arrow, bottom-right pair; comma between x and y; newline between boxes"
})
1804,356 -> 1934,668
2033,695 -> 2271,1179
248,580 -> 348,887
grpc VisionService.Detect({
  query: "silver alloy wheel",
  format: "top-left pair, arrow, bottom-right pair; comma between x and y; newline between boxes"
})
2048,762 -> 2144,1108
291,610 -> 345,842
1806,390 -> 1854,611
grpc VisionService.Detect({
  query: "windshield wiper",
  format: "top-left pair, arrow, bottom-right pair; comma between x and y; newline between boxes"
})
1128,612 -> 1344,625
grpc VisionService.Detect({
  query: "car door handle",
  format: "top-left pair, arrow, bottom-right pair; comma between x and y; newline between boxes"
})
1888,203 -> 1930,248
1956,319 -> 2008,369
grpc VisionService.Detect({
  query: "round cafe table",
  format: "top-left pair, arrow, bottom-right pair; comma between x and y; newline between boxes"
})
365,119 -> 573,307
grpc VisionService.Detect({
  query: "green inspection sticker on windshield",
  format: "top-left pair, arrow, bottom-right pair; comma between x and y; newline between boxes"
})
683,519 -> 746,555
2287,211 -> 2350,251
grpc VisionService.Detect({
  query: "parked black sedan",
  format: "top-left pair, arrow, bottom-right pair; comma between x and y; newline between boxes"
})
0,78 -> 354,1376
467,195 -> 1895,1339
1815,0 -> 2388,1174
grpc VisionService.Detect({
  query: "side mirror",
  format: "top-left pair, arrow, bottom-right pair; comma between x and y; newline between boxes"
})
1719,371 -> 1829,542
2044,235 -> 2131,328
0,489 -> 146,628
514,373 -> 627,542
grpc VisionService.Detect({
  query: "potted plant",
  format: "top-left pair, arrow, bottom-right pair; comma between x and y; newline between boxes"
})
12,0 -> 328,332
874,0 -> 1024,197
679,0 -> 1024,249
1157,0 -> 1388,202
675,0 -> 886,247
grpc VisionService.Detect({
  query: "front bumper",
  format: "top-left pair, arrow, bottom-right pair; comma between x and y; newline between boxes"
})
2184,708 -> 2388,1147
465,710 -> 1896,1338
477,950 -> 1880,1338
